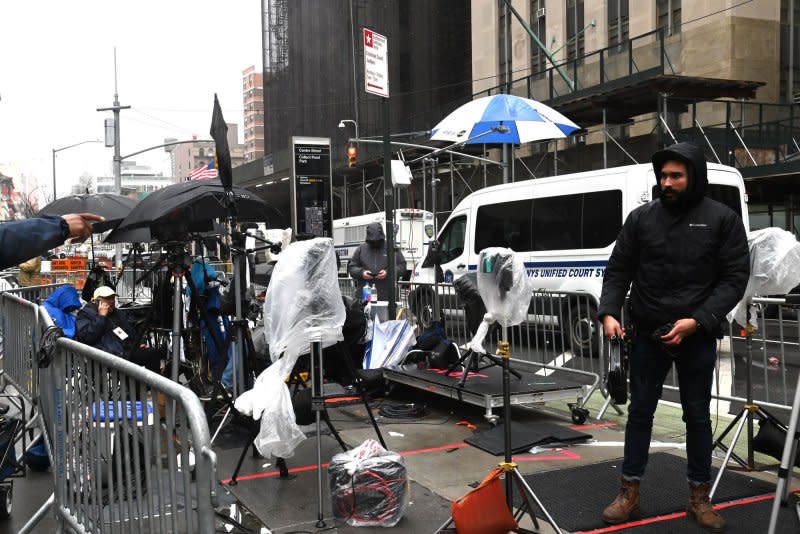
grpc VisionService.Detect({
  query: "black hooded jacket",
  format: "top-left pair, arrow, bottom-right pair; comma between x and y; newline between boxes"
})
598,143 -> 750,337
348,222 -> 406,300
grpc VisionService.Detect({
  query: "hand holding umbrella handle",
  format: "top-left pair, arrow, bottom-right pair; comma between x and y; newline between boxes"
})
62,213 -> 105,243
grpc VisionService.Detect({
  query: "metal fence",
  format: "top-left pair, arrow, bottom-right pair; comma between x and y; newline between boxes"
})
36,333 -> 219,533
0,286 -> 219,533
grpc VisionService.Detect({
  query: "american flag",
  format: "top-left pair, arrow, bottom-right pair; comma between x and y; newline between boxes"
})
188,162 -> 218,181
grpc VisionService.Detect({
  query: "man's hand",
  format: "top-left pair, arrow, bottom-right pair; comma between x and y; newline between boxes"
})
376,269 -> 387,280
362,270 -> 374,280
63,213 -> 105,244
98,300 -> 112,317
602,315 -> 625,339
660,318 -> 697,346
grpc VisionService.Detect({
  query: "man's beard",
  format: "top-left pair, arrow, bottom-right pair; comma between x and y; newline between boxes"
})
661,187 -> 684,206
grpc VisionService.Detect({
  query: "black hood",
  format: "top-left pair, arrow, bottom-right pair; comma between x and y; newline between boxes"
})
365,222 -> 385,243
651,142 -> 708,210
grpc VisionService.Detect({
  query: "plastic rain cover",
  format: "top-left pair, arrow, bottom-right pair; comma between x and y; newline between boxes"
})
235,237 -> 345,458
476,248 -> 531,328
728,228 -> 800,328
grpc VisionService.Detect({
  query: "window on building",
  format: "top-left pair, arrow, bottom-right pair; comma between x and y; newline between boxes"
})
530,0 -> 547,75
608,0 -> 629,50
566,0 -> 585,62
780,0 -> 800,103
657,0 -> 681,35
498,0 -> 512,88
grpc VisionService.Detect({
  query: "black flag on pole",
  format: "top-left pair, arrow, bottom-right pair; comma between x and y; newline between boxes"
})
210,94 -> 233,190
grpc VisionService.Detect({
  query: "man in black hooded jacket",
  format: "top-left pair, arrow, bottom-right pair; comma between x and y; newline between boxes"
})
348,222 -> 406,301
598,143 -> 749,532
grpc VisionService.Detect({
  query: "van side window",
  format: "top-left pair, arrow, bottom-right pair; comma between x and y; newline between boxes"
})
475,200 -> 533,252
439,215 -> 467,263
533,190 -> 622,251
706,184 -> 742,218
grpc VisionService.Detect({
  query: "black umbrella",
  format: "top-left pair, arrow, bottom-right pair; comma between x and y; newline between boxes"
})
39,193 -> 137,229
112,179 -> 280,242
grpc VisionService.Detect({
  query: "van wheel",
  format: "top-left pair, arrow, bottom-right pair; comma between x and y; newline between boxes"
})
0,486 -> 12,519
566,300 -> 599,357
409,288 -> 435,329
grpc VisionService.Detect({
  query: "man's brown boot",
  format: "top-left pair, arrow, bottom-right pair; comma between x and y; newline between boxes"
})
687,482 -> 726,532
602,477 -> 640,524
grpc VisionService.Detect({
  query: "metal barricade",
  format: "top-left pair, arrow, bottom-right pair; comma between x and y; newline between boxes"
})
338,277 -> 356,299
0,293 -> 45,409
399,281 -> 602,412
1,283 -> 67,304
596,295 -> 800,418
36,333 -> 218,533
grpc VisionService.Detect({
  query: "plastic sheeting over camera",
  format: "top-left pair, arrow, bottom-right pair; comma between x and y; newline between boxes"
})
235,238 -> 345,458
728,228 -> 800,328
476,248 -> 531,328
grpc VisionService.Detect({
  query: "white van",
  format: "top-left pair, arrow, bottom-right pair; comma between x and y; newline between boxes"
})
333,209 -> 435,277
409,163 -> 750,350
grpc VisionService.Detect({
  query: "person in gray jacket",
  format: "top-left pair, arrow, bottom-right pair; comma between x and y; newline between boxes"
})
348,222 -> 405,301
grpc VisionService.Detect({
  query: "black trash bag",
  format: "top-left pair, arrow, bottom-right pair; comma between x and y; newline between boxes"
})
453,272 -> 486,336
409,321 -> 458,369
753,416 -> 800,467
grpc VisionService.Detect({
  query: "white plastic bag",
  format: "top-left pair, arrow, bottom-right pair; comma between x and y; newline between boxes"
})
728,228 -> 800,328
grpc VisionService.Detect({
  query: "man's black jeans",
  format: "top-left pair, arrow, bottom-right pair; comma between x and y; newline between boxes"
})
622,333 -> 717,483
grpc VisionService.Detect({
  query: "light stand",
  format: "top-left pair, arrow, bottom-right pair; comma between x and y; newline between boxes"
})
436,249 -> 562,534
310,336 -> 326,528
709,311 -> 787,499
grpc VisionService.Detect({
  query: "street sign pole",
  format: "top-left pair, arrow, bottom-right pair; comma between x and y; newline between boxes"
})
364,28 -> 396,317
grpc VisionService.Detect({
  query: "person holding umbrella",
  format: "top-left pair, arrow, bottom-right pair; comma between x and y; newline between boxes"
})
0,213 -> 104,270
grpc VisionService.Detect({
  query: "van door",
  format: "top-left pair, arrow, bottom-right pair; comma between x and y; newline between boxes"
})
437,213 -> 469,283
410,213 -> 468,327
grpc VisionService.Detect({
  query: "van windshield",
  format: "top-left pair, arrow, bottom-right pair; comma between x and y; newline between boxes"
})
424,215 -> 466,266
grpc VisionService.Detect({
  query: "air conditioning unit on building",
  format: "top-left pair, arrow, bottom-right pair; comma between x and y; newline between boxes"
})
536,7 -> 546,18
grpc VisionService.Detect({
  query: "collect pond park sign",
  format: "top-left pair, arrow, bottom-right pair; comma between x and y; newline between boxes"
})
290,136 -> 333,238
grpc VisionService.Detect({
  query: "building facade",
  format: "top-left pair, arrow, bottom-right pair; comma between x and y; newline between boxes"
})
172,126 -> 246,182
243,66 -> 265,163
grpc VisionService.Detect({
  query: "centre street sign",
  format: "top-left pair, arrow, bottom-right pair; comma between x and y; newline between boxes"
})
363,28 -> 389,98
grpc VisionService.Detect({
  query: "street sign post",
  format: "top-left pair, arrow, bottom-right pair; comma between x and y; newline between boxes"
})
364,27 -> 396,317
290,136 -> 333,239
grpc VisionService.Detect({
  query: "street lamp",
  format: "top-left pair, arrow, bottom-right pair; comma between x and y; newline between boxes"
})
52,139 -> 102,200
338,119 -> 359,143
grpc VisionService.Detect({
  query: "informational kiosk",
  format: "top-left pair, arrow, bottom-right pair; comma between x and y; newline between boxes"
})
290,136 -> 333,238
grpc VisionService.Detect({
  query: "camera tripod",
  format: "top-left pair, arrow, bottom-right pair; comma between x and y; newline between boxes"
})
436,327 -> 563,534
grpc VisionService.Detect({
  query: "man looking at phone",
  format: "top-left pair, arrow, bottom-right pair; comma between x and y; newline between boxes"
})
597,143 -> 749,532
348,222 -> 405,301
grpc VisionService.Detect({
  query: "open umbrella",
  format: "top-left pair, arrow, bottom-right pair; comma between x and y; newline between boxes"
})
112,178 -> 281,243
38,193 -> 137,227
430,94 -> 580,145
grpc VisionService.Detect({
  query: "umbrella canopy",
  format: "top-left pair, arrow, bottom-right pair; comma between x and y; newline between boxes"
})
113,179 -> 280,242
38,193 -> 137,231
430,94 -> 580,145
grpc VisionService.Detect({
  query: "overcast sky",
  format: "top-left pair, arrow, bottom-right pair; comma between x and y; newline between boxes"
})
0,1 -> 262,200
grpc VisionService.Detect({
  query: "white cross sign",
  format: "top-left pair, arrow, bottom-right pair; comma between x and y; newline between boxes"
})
363,28 -> 389,98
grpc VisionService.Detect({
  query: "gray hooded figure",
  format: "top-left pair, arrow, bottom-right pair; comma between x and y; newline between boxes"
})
348,222 -> 406,301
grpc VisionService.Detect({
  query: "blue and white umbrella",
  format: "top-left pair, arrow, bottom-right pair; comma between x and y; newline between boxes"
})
430,94 -> 580,145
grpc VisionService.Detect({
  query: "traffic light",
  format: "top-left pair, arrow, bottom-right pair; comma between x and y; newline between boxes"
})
346,143 -> 358,167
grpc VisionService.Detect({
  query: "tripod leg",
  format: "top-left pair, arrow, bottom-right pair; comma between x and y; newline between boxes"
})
228,426 -> 261,486
710,409 -> 750,500
336,343 -> 387,448
511,468 -> 562,534
322,409 -> 348,452
768,364 -> 800,534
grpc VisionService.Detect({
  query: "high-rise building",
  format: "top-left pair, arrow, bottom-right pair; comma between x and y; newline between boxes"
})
243,66 -> 265,163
